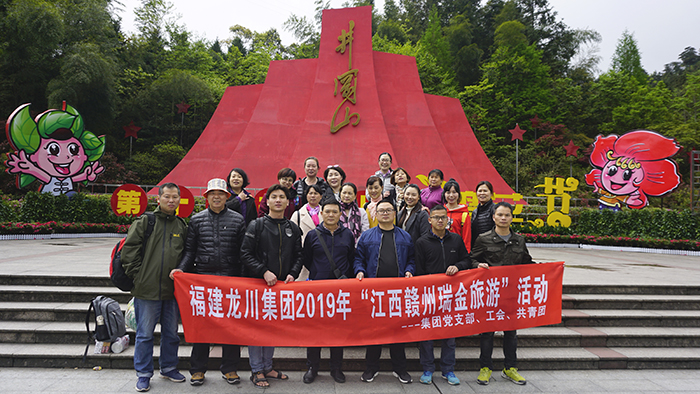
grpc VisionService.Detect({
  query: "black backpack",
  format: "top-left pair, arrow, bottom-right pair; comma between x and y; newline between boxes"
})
110,212 -> 155,291
82,296 -> 127,361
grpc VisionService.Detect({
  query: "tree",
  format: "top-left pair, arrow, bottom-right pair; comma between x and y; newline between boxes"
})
126,138 -> 187,185
464,20 -> 555,142
0,0 -> 63,114
610,30 -> 647,84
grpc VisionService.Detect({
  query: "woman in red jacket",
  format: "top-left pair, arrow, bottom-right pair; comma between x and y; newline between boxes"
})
442,178 -> 472,252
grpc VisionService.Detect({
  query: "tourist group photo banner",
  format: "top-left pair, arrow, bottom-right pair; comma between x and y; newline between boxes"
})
173,262 -> 564,347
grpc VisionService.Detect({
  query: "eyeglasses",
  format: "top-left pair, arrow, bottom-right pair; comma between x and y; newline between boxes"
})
377,209 -> 395,214
430,216 -> 448,221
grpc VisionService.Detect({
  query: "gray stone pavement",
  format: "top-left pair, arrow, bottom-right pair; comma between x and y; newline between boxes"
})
1,367 -> 699,393
0,238 -> 699,393
1,237 -> 699,285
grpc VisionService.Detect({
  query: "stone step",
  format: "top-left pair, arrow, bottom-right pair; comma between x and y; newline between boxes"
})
0,275 -> 112,288
3,301 -> 699,329
3,319 -> 700,349
2,274 -> 699,296
0,302 -> 124,322
0,285 -> 131,304
562,294 -> 700,310
3,283 -> 700,310
1,343 -> 698,370
562,284 -> 700,295
560,309 -> 700,327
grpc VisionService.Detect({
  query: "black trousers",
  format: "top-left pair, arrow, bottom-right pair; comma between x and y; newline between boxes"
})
189,343 -> 240,375
306,347 -> 344,371
365,343 -> 407,372
479,331 -> 517,370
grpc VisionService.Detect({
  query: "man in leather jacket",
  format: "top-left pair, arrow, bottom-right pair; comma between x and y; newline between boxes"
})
170,178 -> 246,386
471,202 -> 532,386
240,184 -> 303,388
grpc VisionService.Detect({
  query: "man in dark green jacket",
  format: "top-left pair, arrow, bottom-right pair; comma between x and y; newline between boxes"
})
122,183 -> 188,392
470,202 -> 532,387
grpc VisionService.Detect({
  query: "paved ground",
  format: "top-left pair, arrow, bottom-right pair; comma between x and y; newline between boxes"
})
0,238 -> 699,393
2,367 -> 700,393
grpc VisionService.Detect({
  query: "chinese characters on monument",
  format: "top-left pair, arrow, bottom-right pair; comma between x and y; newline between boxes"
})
330,20 -> 361,133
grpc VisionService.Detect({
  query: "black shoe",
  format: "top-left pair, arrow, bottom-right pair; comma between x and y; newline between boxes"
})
330,369 -> 346,383
393,370 -> 412,384
303,368 -> 318,384
361,369 -> 379,382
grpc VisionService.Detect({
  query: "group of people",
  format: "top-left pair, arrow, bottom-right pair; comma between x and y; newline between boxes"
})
120,153 -> 534,392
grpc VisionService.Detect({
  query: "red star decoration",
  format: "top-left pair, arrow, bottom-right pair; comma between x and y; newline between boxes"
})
530,115 -> 541,128
564,140 -> 580,158
509,124 -> 526,141
123,121 -> 141,139
176,101 -> 191,114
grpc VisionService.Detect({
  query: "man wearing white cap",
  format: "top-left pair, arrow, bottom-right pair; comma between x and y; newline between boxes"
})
170,178 -> 247,386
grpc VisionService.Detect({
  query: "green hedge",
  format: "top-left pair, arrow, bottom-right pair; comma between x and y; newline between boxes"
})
9,192 -> 133,225
575,208 -> 700,240
513,207 -> 700,241
0,192 -> 206,224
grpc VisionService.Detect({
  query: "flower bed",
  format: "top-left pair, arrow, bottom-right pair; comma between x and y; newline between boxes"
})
521,233 -> 700,251
0,221 -> 129,235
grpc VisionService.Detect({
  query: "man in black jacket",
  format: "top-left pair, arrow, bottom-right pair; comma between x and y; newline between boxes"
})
471,202 -> 532,386
170,178 -> 246,386
301,198 -> 354,384
240,184 -> 303,388
414,205 -> 471,386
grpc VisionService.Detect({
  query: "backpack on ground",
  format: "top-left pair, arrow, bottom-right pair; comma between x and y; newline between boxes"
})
82,295 -> 127,361
110,212 -> 155,291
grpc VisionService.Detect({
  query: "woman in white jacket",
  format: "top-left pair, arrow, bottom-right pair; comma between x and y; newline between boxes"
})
290,184 -> 323,280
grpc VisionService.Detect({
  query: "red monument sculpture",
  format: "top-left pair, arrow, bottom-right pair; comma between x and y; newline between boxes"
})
159,6 -> 515,197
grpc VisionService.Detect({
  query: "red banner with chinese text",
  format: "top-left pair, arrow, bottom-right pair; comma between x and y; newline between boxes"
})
173,262 -> 563,347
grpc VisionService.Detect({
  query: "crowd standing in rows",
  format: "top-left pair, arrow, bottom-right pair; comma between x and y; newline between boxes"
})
121,154 -> 533,392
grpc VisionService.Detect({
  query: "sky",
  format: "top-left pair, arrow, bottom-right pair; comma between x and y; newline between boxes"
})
114,0 -> 700,75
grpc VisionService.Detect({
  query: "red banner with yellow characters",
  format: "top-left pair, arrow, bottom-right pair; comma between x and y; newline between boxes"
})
173,262 -> 564,347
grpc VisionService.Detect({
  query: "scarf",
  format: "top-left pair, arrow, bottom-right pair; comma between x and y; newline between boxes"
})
394,184 -> 406,206
340,200 -> 362,240
365,195 -> 382,220
307,204 -> 321,226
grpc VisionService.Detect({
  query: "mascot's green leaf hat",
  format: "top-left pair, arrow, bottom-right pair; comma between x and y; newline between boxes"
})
5,101 -> 105,188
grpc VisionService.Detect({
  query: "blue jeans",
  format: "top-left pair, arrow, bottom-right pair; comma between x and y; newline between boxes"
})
419,338 -> 456,373
248,346 -> 274,373
133,298 -> 181,378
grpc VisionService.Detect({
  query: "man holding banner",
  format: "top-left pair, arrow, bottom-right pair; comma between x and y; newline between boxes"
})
471,202 -> 532,386
170,178 -> 246,386
240,184 -> 303,389
354,198 -> 415,384
301,198 -> 355,384
414,205 -> 471,386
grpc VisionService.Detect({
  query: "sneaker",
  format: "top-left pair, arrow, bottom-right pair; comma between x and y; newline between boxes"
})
393,370 -> 412,384
222,371 -> 240,384
501,367 -> 527,385
476,367 -> 492,385
135,377 -> 150,392
360,369 -> 379,382
442,371 -> 460,385
419,371 -> 433,384
160,369 -> 185,383
190,372 -> 205,386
